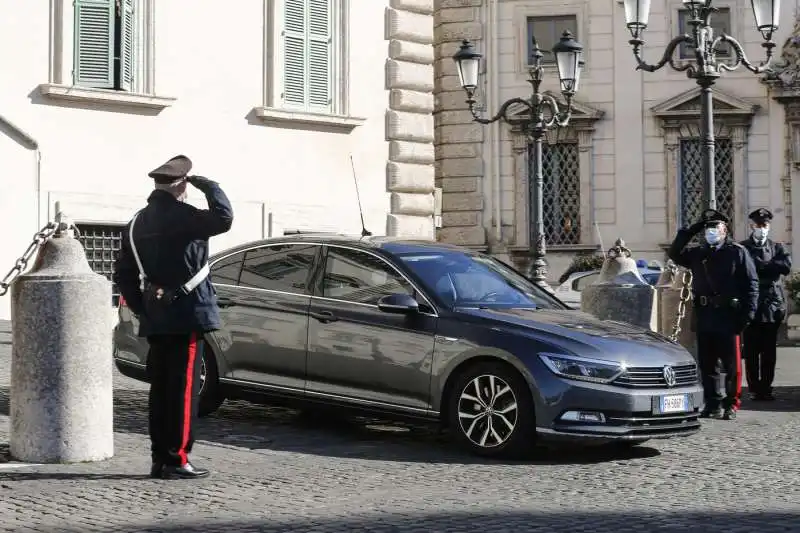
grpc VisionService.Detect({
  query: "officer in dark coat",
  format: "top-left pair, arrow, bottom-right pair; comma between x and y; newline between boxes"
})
667,209 -> 759,420
740,208 -> 792,401
113,155 -> 233,479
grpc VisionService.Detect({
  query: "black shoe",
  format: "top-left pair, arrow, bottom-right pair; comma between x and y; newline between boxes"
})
700,407 -> 723,419
749,392 -> 760,401
161,462 -> 210,480
762,391 -> 775,401
722,408 -> 737,420
150,461 -> 164,479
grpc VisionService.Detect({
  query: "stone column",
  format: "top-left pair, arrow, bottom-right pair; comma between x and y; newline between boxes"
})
10,221 -> 114,463
433,0 -> 486,248
385,0 -> 437,238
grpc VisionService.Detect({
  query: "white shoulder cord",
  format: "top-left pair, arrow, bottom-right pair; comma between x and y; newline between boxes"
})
129,211 -> 147,292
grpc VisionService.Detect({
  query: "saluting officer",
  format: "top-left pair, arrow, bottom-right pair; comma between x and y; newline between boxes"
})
740,208 -> 792,401
114,155 -> 233,479
667,209 -> 759,420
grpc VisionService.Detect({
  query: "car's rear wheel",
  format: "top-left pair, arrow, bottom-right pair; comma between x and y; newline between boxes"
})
447,361 -> 536,458
198,344 -> 225,418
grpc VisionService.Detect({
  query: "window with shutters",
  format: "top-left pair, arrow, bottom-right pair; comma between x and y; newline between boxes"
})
39,0 -> 173,109
270,0 -> 347,115
73,0 -> 137,91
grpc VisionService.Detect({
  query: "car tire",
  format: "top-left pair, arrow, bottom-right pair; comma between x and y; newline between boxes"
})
447,361 -> 536,458
198,345 -> 225,418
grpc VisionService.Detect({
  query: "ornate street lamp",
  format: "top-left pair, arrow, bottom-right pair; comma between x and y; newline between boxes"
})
621,0 -> 780,210
452,31 -> 584,289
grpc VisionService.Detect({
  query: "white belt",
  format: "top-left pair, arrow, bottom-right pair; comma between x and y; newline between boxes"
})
180,263 -> 210,294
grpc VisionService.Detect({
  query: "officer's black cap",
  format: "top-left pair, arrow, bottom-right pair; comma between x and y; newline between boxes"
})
700,208 -> 729,227
748,208 -> 773,224
148,155 -> 192,184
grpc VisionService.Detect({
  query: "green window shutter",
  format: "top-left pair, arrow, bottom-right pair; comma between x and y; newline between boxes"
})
119,0 -> 136,91
283,0 -> 307,106
74,0 -> 115,89
307,0 -> 332,111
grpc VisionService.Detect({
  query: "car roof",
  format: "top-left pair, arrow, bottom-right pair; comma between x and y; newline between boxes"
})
209,233 -> 470,261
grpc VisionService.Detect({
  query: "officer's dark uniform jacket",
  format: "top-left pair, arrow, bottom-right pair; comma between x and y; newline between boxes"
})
740,237 -> 791,324
667,231 -> 759,334
114,181 -> 233,337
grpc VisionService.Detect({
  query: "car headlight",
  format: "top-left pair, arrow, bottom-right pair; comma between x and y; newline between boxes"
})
538,353 -> 625,384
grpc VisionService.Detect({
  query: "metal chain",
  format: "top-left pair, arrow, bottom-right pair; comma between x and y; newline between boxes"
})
0,223 -> 58,297
670,267 -> 693,342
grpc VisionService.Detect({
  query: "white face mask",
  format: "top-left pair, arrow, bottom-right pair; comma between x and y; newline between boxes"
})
753,227 -> 769,241
705,228 -> 722,246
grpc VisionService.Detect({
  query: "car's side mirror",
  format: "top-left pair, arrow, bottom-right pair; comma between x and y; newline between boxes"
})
377,293 -> 419,314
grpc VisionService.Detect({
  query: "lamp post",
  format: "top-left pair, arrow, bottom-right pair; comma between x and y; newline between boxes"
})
621,0 -> 781,211
452,31 -> 584,289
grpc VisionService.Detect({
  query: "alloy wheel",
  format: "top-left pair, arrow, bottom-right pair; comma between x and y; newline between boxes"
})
457,374 -> 518,448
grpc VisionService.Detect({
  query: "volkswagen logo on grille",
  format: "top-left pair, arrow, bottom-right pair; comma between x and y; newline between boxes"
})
663,365 -> 677,387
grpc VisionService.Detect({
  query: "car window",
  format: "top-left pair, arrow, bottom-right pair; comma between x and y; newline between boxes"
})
573,272 -> 599,291
211,251 -> 246,286
239,244 -> 318,295
396,250 -> 566,310
322,247 -> 415,305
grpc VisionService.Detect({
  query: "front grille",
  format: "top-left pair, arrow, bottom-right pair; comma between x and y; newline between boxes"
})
604,411 -> 701,436
613,363 -> 698,388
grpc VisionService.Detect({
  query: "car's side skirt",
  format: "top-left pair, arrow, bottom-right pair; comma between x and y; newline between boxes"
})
220,377 -> 441,423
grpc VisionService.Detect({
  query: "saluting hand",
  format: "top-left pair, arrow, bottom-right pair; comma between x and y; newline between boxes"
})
186,175 -> 217,189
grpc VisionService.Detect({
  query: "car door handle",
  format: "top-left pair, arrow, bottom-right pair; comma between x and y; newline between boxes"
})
217,297 -> 234,308
310,310 -> 338,323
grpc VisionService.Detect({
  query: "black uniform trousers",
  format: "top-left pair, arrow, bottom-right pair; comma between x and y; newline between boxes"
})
145,332 -> 203,466
696,332 -> 742,410
743,322 -> 780,396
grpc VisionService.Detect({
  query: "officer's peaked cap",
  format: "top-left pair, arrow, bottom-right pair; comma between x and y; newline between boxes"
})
700,208 -> 729,227
148,155 -> 192,184
748,208 -> 773,224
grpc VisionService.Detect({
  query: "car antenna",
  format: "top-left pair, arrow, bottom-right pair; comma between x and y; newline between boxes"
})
350,154 -> 372,237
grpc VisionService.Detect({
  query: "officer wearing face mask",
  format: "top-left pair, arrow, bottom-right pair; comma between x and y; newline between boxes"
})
740,208 -> 792,401
668,209 -> 759,420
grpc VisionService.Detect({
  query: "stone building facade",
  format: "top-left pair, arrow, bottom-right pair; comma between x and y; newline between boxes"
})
432,0 -> 800,283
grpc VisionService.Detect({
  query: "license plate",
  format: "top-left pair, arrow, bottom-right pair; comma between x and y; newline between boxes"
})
660,394 -> 688,413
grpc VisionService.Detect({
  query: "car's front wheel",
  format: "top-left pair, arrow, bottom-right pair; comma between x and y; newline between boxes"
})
447,361 -> 536,458
198,345 -> 225,418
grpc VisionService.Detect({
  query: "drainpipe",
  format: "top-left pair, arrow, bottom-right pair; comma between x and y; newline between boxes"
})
0,114 -> 41,228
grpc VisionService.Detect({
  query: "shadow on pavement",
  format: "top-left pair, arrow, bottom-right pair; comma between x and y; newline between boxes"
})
0,385 -> 662,466
0,472 -> 150,481
739,385 -> 800,412
41,510 -> 800,533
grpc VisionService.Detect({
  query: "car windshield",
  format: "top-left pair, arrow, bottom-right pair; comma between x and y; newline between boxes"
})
395,250 -> 565,310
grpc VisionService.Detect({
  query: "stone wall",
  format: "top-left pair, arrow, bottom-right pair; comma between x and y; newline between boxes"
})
433,0 -> 486,248
385,0 -> 437,238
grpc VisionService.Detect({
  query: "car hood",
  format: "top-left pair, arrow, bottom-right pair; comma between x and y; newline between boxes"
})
455,307 -> 695,366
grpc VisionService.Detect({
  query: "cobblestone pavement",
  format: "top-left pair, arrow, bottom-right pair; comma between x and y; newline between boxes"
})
1,323 -> 799,532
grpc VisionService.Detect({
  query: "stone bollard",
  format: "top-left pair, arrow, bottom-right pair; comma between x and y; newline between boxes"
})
656,261 -> 697,358
10,210 -> 114,463
581,239 -> 658,330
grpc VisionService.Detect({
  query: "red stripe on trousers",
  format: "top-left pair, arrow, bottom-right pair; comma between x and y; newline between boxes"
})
177,332 -> 197,465
735,334 -> 742,409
